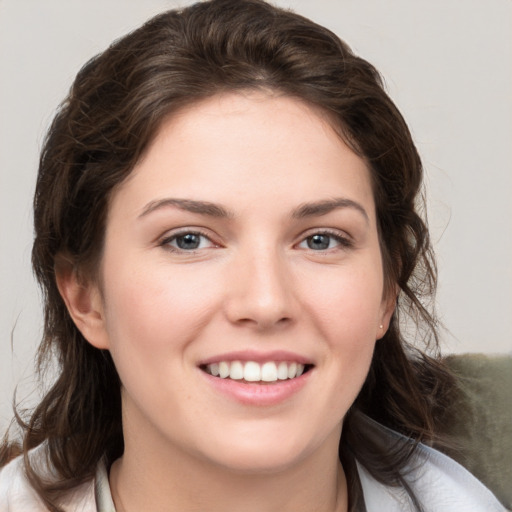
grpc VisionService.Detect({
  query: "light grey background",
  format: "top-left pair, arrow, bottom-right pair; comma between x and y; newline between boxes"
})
1,0 -> 511,430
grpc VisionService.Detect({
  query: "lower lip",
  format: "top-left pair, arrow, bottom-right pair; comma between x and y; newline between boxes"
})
200,370 -> 312,406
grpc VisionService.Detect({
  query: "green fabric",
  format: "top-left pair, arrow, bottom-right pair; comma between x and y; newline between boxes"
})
443,354 -> 512,510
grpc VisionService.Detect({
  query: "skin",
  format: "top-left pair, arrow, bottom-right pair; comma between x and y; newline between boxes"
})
58,91 -> 394,512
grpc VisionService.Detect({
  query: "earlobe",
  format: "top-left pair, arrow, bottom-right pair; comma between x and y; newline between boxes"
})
55,255 -> 110,350
377,291 -> 398,340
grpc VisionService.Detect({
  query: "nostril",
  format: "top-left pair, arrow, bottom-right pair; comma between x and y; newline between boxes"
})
232,315 -> 293,330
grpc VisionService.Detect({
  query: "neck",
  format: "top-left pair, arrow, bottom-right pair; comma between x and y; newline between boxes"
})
110,427 -> 348,512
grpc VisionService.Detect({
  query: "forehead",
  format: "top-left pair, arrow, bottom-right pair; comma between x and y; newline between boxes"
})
110,91 -> 376,221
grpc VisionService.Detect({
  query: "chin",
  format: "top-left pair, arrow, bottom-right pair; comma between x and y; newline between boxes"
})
207,445 -> 309,474
196,425 -> 335,474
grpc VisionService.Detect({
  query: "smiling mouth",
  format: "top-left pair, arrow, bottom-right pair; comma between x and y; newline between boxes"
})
200,361 -> 313,383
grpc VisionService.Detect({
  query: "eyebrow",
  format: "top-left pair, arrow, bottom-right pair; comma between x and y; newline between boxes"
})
292,198 -> 369,223
138,196 -> 369,223
139,198 -> 233,219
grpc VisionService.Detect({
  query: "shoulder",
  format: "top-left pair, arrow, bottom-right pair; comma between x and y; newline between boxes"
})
0,453 -> 46,511
0,447 -> 97,512
356,417 -> 507,512
409,443 -> 507,511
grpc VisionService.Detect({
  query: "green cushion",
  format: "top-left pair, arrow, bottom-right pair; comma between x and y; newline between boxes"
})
442,354 -> 512,509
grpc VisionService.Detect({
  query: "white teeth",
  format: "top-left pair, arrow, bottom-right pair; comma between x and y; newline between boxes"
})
244,361 -> 261,382
210,363 -> 219,377
219,361 -> 230,379
230,361 -> 244,380
205,360 -> 308,382
261,362 -> 278,382
277,361 -> 289,380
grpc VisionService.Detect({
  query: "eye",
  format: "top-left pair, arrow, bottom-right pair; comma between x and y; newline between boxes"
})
298,232 -> 351,251
161,231 -> 216,252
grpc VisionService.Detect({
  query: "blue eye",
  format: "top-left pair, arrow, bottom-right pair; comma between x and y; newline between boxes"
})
175,233 -> 202,250
307,234 -> 331,250
162,232 -> 214,251
299,232 -> 350,251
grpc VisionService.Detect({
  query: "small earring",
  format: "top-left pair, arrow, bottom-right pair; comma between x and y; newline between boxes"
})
379,324 -> 383,329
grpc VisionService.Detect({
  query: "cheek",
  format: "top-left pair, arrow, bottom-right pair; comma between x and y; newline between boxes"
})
301,263 -> 382,399
304,263 -> 384,340
99,262 -> 220,413
102,258 -> 218,347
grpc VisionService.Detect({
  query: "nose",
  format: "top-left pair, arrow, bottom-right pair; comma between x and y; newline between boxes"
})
223,248 -> 297,331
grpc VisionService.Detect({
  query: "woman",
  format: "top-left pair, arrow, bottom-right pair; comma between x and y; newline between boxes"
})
0,1 -> 506,511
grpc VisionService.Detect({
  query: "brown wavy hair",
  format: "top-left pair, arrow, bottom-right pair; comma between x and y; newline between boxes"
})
1,1 -> 458,510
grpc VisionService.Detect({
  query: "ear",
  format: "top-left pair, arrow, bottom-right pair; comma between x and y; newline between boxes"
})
376,287 -> 398,340
55,254 -> 110,350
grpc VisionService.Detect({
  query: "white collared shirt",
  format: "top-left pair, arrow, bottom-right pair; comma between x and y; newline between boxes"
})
0,437 -> 506,511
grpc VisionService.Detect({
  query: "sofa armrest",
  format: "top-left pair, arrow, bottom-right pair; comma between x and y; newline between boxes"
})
441,353 -> 512,509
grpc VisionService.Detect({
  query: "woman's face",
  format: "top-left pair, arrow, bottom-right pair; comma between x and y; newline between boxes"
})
82,92 -> 393,472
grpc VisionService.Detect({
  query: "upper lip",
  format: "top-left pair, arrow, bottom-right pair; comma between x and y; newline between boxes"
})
197,350 -> 314,366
